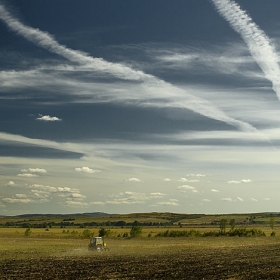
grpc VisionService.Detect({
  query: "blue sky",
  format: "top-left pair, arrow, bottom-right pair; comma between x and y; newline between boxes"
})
1,0 -> 280,215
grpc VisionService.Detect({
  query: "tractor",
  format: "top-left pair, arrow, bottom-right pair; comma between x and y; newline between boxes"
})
88,237 -> 109,252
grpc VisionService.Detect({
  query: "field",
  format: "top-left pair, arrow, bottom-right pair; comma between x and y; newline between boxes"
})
1,226 -> 280,279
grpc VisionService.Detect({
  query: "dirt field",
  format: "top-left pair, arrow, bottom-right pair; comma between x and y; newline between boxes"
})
1,242 -> 280,279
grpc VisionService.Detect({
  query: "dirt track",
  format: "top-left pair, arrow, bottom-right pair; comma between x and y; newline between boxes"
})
1,243 -> 280,279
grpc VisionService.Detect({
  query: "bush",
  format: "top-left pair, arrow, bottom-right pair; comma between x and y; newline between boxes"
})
24,228 -> 32,237
82,229 -> 94,238
130,226 -> 142,238
271,231 -> 276,237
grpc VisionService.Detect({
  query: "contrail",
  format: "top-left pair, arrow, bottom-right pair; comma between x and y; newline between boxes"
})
0,3 -> 257,132
211,0 -> 280,100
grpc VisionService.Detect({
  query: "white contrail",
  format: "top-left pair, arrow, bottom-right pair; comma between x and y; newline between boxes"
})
212,0 -> 280,100
0,3 -> 257,132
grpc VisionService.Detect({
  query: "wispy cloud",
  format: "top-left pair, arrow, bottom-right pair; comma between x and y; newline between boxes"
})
37,115 -> 62,122
6,181 -> 15,186
211,189 -> 220,193
212,0 -> 280,100
0,3 -> 258,132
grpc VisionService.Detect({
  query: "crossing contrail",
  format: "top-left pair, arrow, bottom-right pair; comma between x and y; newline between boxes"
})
0,3 -> 257,132
212,0 -> 280,100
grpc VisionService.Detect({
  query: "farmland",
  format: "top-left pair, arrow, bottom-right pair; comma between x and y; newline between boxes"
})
1,212 -> 280,279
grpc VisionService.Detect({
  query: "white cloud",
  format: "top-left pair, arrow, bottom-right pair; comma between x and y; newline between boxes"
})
70,193 -> 86,199
221,197 -> 233,202
65,201 -> 88,207
212,0 -> 280,101
237,196 -> 244,202
211,189 -> 220,193
264,198 -> 270,201
150,192 -> 166,197
177,185 -> 196,190
250,198 -> 258,202
178,178 -> 199,183
241,179 -> 252,183
6,181 -> 15,186
156,199 -> 180,206
17,173 -> 37,177
3,197 -> 33,203
0,3 -> 258,132
164,178 -> 171,181
126,178 -> 141,182
36,115 -> 62,121
28,168 -> 47,173
186,174 -> 206,177
30,184 -> 57,192
202,199 -> 211,202
15,194 -> 27,198
75,167 -> 101,174
228,179 -> 252,184
228,180 -> 240,184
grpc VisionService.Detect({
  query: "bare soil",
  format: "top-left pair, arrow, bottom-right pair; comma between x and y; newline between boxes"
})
1,243 -> 280,279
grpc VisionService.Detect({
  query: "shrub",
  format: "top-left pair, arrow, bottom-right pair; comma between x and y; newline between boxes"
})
82,229 -> 94,238
130,226 -> 142,238
24,228 -> 32,237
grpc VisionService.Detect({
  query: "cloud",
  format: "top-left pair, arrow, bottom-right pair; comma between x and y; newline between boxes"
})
211,189 -> 220,193
221,197 -> 233,202
3,197 -> 33,203
237,196 -> 244,202
17,173 -> 37,177
27,168 -> 47,173
250,198 -> 258,202
186,174 -> 206,177
212,0 -> 280,101
241,179 -> 251,183
65,201 -> 88,207
6,181 -> 15,186
156,199 -> 180,206
164,178 -> 171,181
178,178 -> 199,183
177,185 -> 196,190
75,167 -> 101,174
126,178 -> 141,182
150,192 -> 166,198
264,198 -> 270,201
202,199 -> 211,202
36,115 -> 62,121
0,3 -> 258,132
228,179 -> 252,184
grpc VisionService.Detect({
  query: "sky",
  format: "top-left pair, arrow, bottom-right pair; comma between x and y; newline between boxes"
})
1,0 -> 280,215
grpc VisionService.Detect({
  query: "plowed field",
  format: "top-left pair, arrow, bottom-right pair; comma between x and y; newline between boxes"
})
1,243 -> 280,279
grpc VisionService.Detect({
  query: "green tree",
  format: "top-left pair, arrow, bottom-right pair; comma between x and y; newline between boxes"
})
130,226 -> 142,238
229,219 -> 236,230
83,229 -> 94,238
219,219 -> 227,233
24,228 -> 32,237
270,218 -> 276,230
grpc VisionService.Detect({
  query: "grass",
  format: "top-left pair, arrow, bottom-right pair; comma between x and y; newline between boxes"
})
1,226 -> 280,260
